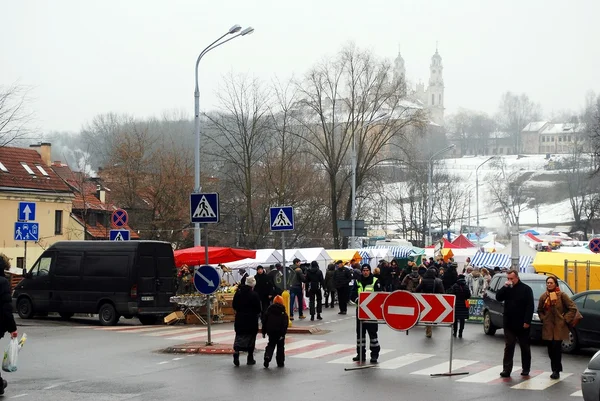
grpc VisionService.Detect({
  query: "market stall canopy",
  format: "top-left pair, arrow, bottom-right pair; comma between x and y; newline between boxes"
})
365,246 -> 424,259
441,248 -> 454,262
470,251 -> 533,272
326,250 -> 361,264
296,248 -> 331,273
224,248 -> 283,270
497,237 -> 538,259
174,246 -> 256,267
451,234 -> 476,248
276,249 -> 304,265
521,229 -> 540,236
482,240 -> 506,251
524,232 -> 543,243
532,252 -> 600,271
425,238 -> 459,249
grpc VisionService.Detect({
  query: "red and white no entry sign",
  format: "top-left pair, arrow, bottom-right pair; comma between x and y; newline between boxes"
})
382,290 -> 420,331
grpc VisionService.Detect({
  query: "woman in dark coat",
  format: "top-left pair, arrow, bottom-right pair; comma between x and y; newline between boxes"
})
232,276 -> 262,366
446,274 -> 471,338
0,254 -> 18,394
324,263 -> 336,308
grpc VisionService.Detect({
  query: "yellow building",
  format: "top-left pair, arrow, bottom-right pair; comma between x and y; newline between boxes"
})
0,143 -> 81,271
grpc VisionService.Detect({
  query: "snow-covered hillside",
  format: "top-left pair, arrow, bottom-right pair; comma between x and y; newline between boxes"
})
383,154 -> 589,235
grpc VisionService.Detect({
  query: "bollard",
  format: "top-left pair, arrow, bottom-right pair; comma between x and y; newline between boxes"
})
282,290 -> 292,327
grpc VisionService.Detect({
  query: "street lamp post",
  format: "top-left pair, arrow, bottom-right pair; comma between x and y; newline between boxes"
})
475,156 -> 496,229
193,25 -> 254,248
351,113 -> 388,248
427,144 -> 455,246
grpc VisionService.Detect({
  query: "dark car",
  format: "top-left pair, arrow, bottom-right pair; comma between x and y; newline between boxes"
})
482,273 -> 574,347
564,290 -> 600,353
582,350 -> 600,401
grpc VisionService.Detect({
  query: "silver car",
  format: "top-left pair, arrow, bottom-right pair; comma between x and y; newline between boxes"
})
582,350 -> 600,401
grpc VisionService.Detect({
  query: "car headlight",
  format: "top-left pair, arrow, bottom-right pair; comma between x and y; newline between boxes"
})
582,372 -> 596,383
532,313 -> 540,322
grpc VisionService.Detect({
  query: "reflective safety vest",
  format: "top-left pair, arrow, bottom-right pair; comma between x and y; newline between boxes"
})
357,277 -> 378,294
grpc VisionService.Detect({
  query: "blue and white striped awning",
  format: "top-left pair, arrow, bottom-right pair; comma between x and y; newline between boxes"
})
470,251 -> 533,272
358,250 -> 372,262
365,246 -> 424,259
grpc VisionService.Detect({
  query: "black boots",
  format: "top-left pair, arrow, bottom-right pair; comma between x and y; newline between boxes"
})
233,352 -> 240,366
247,353 -> 256,365
317,314 -> 322,320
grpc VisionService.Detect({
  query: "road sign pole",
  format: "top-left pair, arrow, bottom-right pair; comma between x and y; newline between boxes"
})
359,319 -> 364,364
281,232 -> 286,290
204,223 -> 212,346
24,241 -> 27,274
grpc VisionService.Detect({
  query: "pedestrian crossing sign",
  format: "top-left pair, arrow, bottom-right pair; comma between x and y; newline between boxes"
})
109,229 -> 130,241
190,193 -> 219,223
270,206 -> 294,231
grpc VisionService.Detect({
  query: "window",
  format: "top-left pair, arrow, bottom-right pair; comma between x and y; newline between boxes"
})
54,252 -> 82,277
568,135 -> 571,142
35,165 -> 49,176
431,94 -> 435,105
584,293 -> 600,312
88,213 -> 97,226
559,137 -> 563,142
20,162 -> 35,175
82,253 -> 129,277
0,162 -> 7,172
55,210 -> 63,235
16,257 -> 24,270
438,94 -> 442,104
30,255 -> 52,276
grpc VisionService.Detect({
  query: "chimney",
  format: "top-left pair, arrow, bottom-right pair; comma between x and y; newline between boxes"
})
96,185 -> 106,204
30,142 -> 52,167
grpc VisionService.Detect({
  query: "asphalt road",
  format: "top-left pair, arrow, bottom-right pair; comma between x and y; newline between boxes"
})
4,307 -> 595,400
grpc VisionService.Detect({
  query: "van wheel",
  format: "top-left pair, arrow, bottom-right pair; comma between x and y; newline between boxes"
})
483,311 -> 497,335
138,315 -> 158,325
98,303 -> 120,326
17,298 -> 34,319
59,312 -> 74,320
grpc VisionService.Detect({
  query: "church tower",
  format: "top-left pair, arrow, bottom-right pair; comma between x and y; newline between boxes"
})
426,47 -> 445,126
393,48 -> 407,93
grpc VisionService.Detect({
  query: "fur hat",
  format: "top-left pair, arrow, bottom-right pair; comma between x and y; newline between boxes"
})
245,276 -> 256,288
273,295 -> 284,305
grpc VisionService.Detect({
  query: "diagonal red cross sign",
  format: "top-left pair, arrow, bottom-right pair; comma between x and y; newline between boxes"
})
111,209 -> 128,228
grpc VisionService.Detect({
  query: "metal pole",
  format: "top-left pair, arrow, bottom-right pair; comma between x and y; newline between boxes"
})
351,127 -> 357,249
204,223 -> 212,345
475,171 -> 480,228
574,260 -> 578,294
359,320 -> 364,364
448,323 -> 454,374
563,260 -> 568,287
23,241 -> 27,274
281,232 -> 287,290
586,261 -> 591,291
427,159 -> 432,246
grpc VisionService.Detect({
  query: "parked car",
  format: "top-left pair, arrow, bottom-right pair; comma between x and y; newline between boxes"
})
12,241 -> 176,326
564,290 -> 600,353
582,350 -> 600,401
482,273 -> 574,345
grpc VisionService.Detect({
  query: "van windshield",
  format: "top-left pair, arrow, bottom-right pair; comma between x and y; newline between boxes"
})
30,255 -> 52,277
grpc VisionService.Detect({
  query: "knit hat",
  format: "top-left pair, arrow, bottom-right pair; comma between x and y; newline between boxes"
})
311,261 -> 319,268
256,265 -> 264,272
245,276 -> 256,288
361,264 -> 371,271
273,295 -> 284,305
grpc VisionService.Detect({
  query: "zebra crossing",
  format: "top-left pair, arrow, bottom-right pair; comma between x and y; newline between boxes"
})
78,325 -> 583,395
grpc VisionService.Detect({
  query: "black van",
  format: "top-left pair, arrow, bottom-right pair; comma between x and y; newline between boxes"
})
12,241 -> 177,326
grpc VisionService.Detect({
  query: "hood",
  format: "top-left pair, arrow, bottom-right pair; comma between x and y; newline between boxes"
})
456,278 -> 467,286
424,268 -> 437,279
308,265 -> 320,274
409,271 -> 420,278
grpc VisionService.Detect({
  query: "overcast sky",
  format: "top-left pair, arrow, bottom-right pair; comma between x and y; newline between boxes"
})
2,0 -> 599,132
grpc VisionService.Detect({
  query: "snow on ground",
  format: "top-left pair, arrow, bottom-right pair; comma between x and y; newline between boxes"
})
382,154 -> 580,234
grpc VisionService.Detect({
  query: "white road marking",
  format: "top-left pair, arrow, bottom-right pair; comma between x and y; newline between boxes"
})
570,390 -> 583,396
166,329 -> 230,341
172,357 -> 185,361
109,326 -> 174,333
10,395 -> 29,399
457,365 -> 506,383
410,359 -> 479,375
377,353 -> 435,370
511,372 -> 572,390
157,361 -> 170,365
327,349 -> 394,364
291,344 -> 354,359
283,339 -> 326,352
144,327 -> 206,336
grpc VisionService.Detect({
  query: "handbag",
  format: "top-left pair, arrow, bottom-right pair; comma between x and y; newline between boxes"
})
568,309 -> 583,328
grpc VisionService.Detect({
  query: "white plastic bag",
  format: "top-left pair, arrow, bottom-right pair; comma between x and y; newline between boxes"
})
2,334 -> 27,373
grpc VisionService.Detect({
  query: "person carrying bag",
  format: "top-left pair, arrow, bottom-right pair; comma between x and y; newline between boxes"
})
537,276 -> 578,380
0,254 -> 18,395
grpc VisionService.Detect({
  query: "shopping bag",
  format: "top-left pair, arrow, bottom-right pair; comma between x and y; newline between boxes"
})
2,334 -> 27,373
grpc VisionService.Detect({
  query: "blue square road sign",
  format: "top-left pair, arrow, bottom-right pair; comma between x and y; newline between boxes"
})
270,206 -> 294,231
14,222 -> 39,241
18,202 -> 36,221
110,229 -> 130,241
190,193 -> 219,223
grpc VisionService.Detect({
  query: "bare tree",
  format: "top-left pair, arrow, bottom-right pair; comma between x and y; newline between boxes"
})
448,109 -> 496,156
496,92 -> 542,154
293,44 -> 426,248
80,113 -> 137,169
433,172 -> 470,233
0,83 -> 36,146
486,158 -> 531,228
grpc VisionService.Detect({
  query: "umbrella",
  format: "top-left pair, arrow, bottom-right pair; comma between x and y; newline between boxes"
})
174,246 -> 256,267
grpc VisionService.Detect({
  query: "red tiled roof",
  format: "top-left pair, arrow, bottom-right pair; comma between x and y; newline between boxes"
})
0,147 -> 71,192
71,215 -> 140,240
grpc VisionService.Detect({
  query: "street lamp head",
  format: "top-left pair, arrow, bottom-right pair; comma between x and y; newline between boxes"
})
241,27 -> 255,36
228,24 -> 242,34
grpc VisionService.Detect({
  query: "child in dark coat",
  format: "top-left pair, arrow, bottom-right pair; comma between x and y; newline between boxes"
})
262,295 -> 289,368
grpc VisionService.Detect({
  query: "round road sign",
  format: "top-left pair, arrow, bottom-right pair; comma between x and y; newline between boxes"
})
589,238 -> 600,254
382,290 -> 420,331
111,209 -> 129,228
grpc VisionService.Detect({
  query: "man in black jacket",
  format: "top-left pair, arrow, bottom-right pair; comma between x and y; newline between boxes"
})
333,260 -> 352,315
0,254 -> 18,395
305,261 -> 325,321
254,266 -> 276,317
352,264 -> 383,363
496,269 -> 534,377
